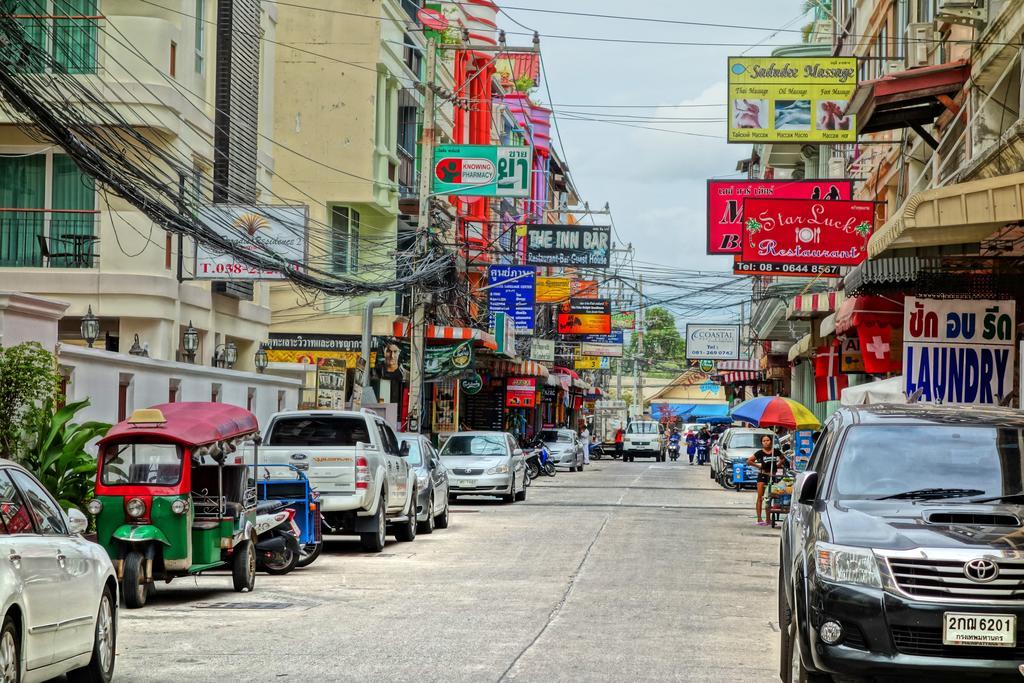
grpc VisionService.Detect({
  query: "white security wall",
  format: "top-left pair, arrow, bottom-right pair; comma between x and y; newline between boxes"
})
0,292 -> 69,351
59,345 -> 301,431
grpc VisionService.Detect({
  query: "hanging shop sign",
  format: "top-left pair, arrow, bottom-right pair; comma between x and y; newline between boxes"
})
581,342 -> 623,357
378,338 -> 475,382
315,358 -> 348,409
707,179 -> 853,255
839,336 -> 864,373
265,333 -> 376,367
417,6 -> 448,31
612,311 -> 636,330
536,277 -> 571,303
579,331 -> 625,344
698,360 -> 716,373
727,56 -> 858,144
487,265 -> 536,333
432,144 -> 531,198
686,324 -> 741,360
530,338 -> 555,363
575,356 -> 609,370
903,298 -> 1016,405
733,256 -> 842,278
461,372 -> 484,395
525,225 -> 611,268
492,312 -> 518,357
571,279 -> 600,298
195,205 -> 308,280
740,198 -> 874,276
558,299 -> 612,336
506,376 -> 538,408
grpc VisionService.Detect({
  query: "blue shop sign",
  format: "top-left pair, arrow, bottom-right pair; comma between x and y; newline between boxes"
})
488,265 -> 536,333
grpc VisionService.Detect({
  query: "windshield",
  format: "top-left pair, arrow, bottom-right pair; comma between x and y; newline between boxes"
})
541,430 -> 572,443
266,416 -> 370,447
401,439 -> 423,466
102,443 -> 182,486
831,425 -> 1018,500
441,435 -> 507,456
627,422 -> 659,434
729,433 -> 778,449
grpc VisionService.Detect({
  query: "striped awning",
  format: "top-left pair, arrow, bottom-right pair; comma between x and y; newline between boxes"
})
484,358 -> 549,378
843,256 -> 941,295
786,291 -> 844,320
722,370 -> 761,384
716,359 -> 759,371
788,333 -> 815,361
392,321 -> 497,350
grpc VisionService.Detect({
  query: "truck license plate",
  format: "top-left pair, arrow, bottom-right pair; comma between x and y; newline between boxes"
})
943,613 -> 1016,647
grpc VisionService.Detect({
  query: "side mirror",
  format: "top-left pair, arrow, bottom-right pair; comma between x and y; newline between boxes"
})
399,441 -> 411,457
796,471 -> 819,505
68,507 -> 88,535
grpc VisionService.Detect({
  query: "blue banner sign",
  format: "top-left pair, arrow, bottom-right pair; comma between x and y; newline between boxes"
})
488,265 -> 536,334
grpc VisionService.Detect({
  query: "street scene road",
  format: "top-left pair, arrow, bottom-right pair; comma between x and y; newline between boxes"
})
115,460 -> 779,682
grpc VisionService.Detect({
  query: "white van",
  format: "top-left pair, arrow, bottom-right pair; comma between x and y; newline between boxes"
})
622,420 -> 666,462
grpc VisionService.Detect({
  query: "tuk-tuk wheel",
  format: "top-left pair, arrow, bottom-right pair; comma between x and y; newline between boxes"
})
122,551 -> 147,609
232,540 -> 256,592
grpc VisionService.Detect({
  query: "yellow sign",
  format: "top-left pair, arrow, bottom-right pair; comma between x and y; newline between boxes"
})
575,356 -> 602,370
266,350 -> 377,367
536,277 -> 571,303
727,57 -> 857,143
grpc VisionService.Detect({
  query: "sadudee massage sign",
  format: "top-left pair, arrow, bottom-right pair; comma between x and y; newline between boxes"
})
727,57 -> 857,143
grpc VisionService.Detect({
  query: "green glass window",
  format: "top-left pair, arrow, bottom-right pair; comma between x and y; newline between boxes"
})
331,206 -> 360,274
50,155 -> 96,267
0,155 -> 45,266
7,1 -> 47,73
52,0 -> 99,74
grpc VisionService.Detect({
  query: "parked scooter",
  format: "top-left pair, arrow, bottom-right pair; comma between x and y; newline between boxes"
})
254,501 -> 301,575
526,439 -> 556,478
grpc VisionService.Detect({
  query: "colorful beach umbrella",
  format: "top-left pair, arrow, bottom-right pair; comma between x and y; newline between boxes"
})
730,396 -> 821,430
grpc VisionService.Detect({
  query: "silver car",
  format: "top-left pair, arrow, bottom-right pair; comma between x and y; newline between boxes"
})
712,428 -> 779,488
439,432 -> 527,503
539,428 -> 584,471
397,433 -> 451,534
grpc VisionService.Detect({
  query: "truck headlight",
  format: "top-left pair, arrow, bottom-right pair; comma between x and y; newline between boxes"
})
486,464 -> 510,475
126,497 -> 146,519
815,542 -> 881,588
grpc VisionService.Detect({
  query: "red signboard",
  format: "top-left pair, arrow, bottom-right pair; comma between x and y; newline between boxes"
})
506,377 -> 537,408
557,298 -> 611,335
740,198 -> 874,269
732,256 -> 842,278
417,7 -> 449,31
707,179 -> 853,254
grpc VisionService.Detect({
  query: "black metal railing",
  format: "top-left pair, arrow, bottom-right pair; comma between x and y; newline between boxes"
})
0,212 -> 99,268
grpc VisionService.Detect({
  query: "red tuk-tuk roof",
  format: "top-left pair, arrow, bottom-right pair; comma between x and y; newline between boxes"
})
98,402 -> 259,448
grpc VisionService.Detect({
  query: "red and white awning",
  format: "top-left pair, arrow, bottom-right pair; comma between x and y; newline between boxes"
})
786,291 -> 844,320
722,370 -> 761,384
392,321 -> 497,350
485,359 -> 549,378
716,359 -> 759,371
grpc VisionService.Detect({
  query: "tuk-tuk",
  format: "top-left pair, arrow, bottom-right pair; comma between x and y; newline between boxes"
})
91,402 -> 261,608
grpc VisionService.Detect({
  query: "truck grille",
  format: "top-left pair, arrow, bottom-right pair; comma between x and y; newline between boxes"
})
892,625 -> 1024,659
887,556 -> 1024,602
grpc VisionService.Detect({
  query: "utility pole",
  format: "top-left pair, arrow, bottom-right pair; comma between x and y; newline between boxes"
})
635,273 -> 645,417
616,274 -> 624,399
406,35 -> 438,434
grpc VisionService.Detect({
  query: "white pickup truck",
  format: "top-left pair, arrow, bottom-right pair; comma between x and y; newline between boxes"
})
255,409 -> 418,552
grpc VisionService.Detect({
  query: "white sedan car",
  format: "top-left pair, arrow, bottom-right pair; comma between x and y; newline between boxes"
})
0,461 -> 117,683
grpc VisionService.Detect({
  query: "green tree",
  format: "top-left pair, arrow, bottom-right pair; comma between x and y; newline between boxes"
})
626,307 -> 687,378
0,342 -> 60,459
24,399 -> 110,511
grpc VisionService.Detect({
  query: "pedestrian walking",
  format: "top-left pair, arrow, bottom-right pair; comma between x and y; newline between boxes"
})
614,426 -> 624,459
685,429 -> 697,464
580,423 -> 591,465
747,434 -> 789,526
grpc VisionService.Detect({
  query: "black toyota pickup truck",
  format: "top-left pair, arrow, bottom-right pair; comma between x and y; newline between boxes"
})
780,404 -> 1024,683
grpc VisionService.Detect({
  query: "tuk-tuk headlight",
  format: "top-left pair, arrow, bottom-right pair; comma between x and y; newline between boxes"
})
126,497 -> 146,518
86,499 -> 102,515
170,499 -> 188,515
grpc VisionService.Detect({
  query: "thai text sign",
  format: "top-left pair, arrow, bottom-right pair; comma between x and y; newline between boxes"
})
558,299 -> 612,336
581,342 -> 623,357
432,144 -> 531,198
487,265 -> 536,333
903,297 -> 1016,404
506,376 -> 537,408
580,331 -> 624,344
707,180 -> 852,254
727,57 -> 857,143
530,338 -> 555,362
536,277 -> 570,303
526,225 -> 611,268
196,205 -> 308,280
741,198 -> 873,269
686,324 -> 741,360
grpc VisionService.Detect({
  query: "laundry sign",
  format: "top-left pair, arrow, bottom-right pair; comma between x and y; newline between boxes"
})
903,297 -> 1016,405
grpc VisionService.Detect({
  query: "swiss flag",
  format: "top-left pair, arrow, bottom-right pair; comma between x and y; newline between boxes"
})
816,375 -> 849,402
857,325 -> 902,374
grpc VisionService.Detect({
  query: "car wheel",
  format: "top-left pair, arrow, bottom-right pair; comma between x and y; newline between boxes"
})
786,604 -> 828,683
434,498 -> 450,529
515,480 -> 527,502
122,550 -> 147,609
68,586 -> 116,683
232,540 -> 256,592
502,479 -> 516,504
394,496 -> 417,542
296,542 -> 323,568
418,493 -> 436,534
0,613 -> 18,683
360,500 -> 387,552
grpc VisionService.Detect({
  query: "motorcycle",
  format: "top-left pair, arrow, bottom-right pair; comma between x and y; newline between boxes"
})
591,443 -> 605,460
254,501 -> 302,575
697,437 -> 710,466
668,440 -> 681,461
526,440 -> 556,479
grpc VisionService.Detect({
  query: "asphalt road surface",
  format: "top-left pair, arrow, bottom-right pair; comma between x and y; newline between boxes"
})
112,458 -> 782,682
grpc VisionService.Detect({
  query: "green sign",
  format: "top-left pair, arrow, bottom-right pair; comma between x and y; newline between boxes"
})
699,360 -> 716,373
461,372 -> 483,395
432,144 -> 532,198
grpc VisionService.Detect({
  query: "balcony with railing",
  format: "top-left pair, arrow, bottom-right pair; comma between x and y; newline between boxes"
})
0,209 -> 100,268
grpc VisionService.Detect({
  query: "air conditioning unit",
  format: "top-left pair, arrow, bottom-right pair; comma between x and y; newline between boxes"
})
905,22 -> 935,68
938,0 -> 986,25
827,157 -> 846,179
878,60 -> 905,78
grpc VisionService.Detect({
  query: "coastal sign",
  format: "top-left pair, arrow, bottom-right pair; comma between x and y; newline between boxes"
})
525,225 -> 611,268
707,179 -> 853,254
740,198 -> 874,274
727,57 -> 858,143
903,298 -> 1016,404
432,144 -> 531,198
686,324 -> 741,360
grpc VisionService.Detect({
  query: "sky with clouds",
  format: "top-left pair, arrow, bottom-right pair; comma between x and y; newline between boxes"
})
495,0 -> 808,324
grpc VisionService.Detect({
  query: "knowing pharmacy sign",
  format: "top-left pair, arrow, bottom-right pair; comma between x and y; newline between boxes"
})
432,144 -> 531,198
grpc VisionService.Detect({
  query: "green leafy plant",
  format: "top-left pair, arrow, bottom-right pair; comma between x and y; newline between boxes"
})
513,74 -> 536,93
0,342 -> 60,460
23,399 -> 110,512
